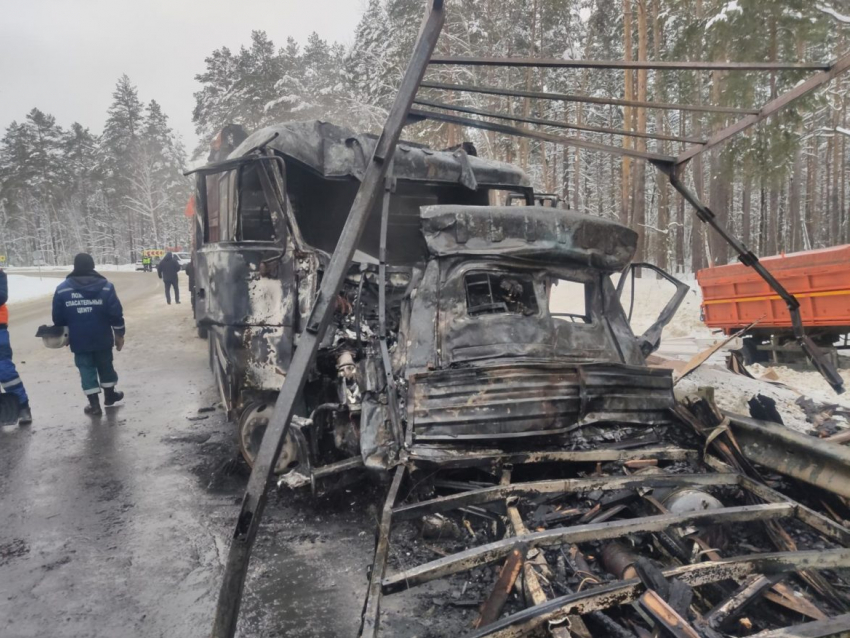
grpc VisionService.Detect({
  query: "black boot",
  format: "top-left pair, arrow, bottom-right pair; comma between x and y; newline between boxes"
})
18,404 -> 32,425
84,394 -> 102,416
104,387 -> 124,406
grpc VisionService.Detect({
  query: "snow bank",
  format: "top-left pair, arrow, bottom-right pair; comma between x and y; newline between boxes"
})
5,274 -> 61,304
6,263 -> 136,273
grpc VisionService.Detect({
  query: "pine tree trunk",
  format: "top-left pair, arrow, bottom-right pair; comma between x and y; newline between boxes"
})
632,0 -> 648,262
519,0 -> 539,171
789,122 -> 804,252
742,175 -> 751,248
621,0 -> 633,226
690,0 -> 706,272
651,0 -> 668,270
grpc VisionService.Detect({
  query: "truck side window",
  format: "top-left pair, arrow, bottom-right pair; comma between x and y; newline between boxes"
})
207,176 -> 221,243
548,278 -> 592,324
465,272 -> 538,316
237,164 -> 276,241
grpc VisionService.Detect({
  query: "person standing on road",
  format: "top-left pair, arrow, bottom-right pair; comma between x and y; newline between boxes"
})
156,252 -> 181,305
53,253 -> 126,416
0,269 -> 33,424
142,255 -> 152,272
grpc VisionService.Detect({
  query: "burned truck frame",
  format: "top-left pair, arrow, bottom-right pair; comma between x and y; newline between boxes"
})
204,2 -> 850,637
190,120 -> 686,480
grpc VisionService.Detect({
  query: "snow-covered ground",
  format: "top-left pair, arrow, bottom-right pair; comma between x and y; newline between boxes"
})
6,263 -> 137,273
5,274 -> 62,304
628,273 -> 850,433
4,265 -> 136,304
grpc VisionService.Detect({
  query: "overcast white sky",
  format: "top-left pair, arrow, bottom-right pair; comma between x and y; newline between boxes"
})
0,0 -> 365,154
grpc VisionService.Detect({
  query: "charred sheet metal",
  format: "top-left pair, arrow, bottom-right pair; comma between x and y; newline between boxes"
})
725,413 -> 850,499
409,362 -> 676,441
421,205 -> 637,271
229,120 -> 531,191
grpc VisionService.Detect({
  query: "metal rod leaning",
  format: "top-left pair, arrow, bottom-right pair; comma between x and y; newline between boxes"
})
209,2 -> 447,636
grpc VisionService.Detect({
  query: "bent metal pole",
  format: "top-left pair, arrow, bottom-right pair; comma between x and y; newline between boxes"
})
210,2 -> 447,636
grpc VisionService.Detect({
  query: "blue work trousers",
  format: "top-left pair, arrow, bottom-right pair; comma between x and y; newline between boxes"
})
0,328 -> 29,407
74,349 -> 118,395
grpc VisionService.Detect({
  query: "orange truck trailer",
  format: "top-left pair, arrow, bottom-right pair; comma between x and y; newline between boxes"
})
696,244 -> 850,366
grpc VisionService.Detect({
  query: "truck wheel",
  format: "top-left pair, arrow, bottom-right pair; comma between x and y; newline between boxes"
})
741,338 -> 760,366
197,325 -> 208,340
238,401 -> 298,474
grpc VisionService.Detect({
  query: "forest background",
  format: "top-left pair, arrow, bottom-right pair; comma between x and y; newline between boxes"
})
1,0 -> 849,270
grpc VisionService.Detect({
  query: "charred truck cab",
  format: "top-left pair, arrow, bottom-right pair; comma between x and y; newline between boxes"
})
189,120 -> 687,485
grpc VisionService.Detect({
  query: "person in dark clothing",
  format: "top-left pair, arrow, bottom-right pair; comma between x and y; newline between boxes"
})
0,269 -> 33,424
156,252 -> 181,304
53,253 -> 126,416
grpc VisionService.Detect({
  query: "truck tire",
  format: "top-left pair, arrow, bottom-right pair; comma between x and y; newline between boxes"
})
197,325 -> 208,340
741,338 -> 761,366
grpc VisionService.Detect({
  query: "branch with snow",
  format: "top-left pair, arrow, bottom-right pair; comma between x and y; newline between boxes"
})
817,3 -> 850,24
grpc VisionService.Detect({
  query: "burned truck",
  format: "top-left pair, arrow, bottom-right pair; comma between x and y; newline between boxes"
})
194,121 -> 850,638
189,120 -> 689,483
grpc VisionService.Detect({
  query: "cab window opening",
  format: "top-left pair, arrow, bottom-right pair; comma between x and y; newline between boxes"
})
547,277 -> 592,324
464,272 -> 538,316
237,164 -> 276,241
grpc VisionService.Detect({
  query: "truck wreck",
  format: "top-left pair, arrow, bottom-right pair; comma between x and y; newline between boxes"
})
192,119 -> 850,638
198,2 -> 850,637
190,117 -> 690,481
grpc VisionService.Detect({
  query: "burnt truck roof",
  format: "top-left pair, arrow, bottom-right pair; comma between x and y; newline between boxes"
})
230,120 -> 531,188
421,205 -> 638,271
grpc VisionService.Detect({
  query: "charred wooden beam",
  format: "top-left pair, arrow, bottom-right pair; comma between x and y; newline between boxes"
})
748,614 -> 850,637
639,590 -> 701,638
406,445 -> 698,468
429,57 -> 831,71
501,470 -> 582,638
393,473 -> 740,521
382,503 -> 793,593
738,474 -> 850,546
705,574 -> 783,629
676,50 -> 850,164
465,549 -> 850,638
409,108 -> 676,163
419,81 -> 759,115
473,546 -> 526,629
413,98 -> 707,144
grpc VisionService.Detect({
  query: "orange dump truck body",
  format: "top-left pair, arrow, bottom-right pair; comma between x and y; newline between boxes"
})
696,245 -> 850,336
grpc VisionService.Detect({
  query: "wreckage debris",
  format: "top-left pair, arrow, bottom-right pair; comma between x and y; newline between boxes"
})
356,395 -> 850,637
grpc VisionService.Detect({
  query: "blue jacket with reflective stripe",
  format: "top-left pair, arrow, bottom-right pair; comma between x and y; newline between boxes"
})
0,270 -> 8,307
52,275 -> 125,353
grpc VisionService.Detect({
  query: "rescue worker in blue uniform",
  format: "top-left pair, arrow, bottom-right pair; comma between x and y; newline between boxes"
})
0,269 -> 33,424
53,253 -> 126,416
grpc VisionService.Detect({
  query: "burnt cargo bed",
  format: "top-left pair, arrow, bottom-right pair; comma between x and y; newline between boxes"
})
363,412 -> 850,638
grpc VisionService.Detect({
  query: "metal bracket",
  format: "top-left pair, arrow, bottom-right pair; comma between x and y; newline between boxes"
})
652,160 -> 844,394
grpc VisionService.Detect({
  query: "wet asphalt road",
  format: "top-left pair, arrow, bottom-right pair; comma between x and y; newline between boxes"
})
0,271 -> 377,638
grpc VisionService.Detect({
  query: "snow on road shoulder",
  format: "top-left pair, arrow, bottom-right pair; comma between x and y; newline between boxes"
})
6,263 -> 136,273
5,274 -> 60,304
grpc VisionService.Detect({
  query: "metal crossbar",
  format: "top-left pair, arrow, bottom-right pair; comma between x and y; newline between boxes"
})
429,57 -> 831,72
